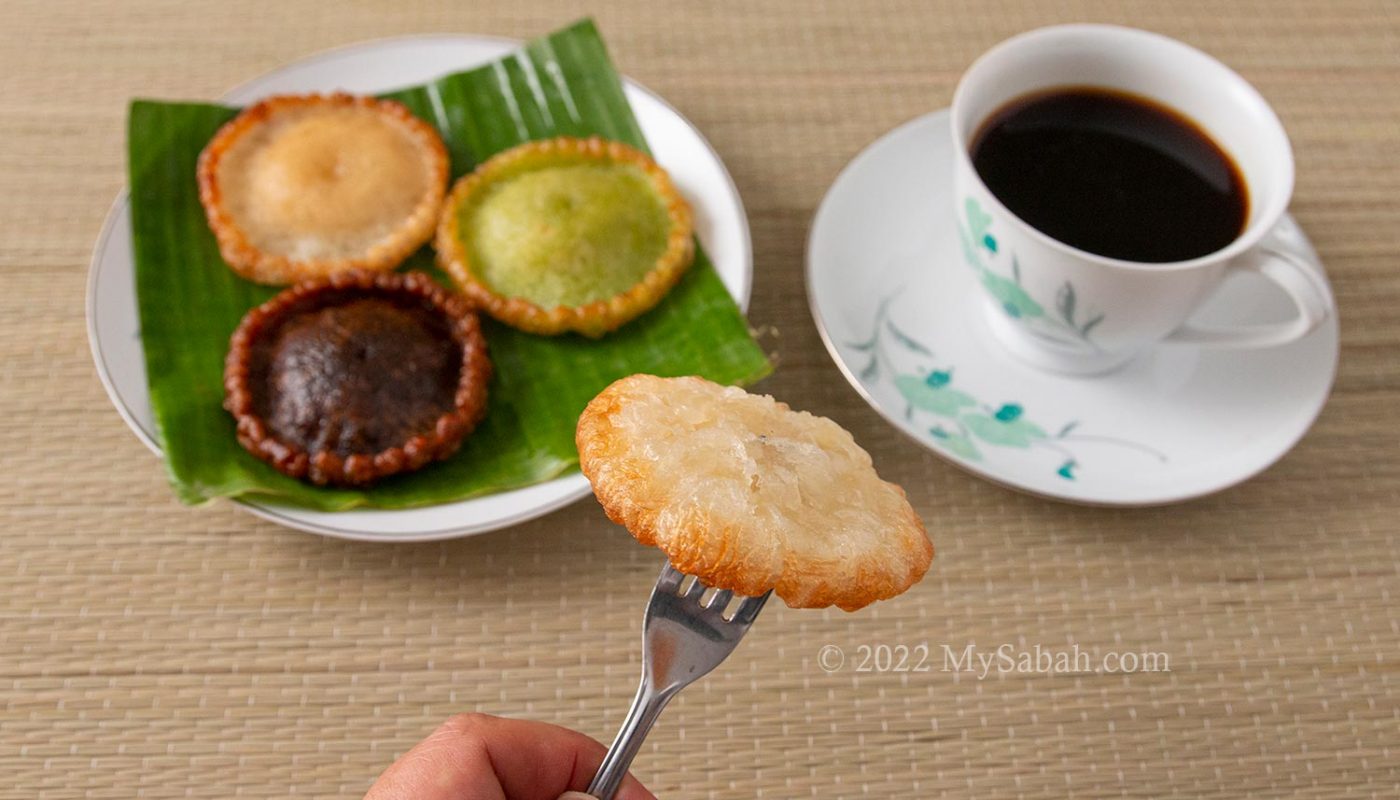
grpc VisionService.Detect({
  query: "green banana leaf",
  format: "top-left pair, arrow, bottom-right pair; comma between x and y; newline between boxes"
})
127,19 -> 771,511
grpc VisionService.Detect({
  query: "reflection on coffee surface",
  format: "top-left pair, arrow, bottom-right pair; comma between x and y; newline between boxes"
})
971,86 -> 1247,263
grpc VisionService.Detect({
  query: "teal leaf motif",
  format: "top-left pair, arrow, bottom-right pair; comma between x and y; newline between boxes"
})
994,403 -> 1022,422
982,233 -> 998,254
980,270 -> 1043,319
885,320 -> 933,355
1057,282 -> 1077,326
957,223 -> 984,270
853,290 -> 1160,482
965,197 -> 993,240
895,374 -> 976,417
930,426 -> 982,460
965,413 -> 1047,448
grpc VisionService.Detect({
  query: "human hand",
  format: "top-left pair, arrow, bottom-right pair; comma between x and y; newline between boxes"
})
363,713 -> 655,800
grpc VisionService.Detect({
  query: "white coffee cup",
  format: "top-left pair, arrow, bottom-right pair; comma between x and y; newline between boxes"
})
951,24 -> 1333,374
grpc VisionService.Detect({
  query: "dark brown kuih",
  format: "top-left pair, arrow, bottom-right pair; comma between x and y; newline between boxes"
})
223,270 -> 491,486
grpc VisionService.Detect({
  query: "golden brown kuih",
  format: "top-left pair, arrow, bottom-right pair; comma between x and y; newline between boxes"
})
436,136 -> 694,337
224,271 -> 490,487
577,375 -> 933,611
198,93 -> 448,285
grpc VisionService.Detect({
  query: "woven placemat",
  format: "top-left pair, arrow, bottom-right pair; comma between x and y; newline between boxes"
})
1,0 -> 1398,797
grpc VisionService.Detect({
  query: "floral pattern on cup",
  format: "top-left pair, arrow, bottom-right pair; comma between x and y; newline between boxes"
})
847,293 -> 1166,480
958,198 -> 1106,350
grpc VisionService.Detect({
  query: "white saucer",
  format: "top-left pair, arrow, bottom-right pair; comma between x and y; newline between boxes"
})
807,110 -> 1338,506
87,35 -> 752,541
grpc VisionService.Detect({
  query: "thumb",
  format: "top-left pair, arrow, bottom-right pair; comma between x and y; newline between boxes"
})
557,794 -> 597,800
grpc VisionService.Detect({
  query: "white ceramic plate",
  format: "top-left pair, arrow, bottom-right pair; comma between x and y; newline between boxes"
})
87,35 -> 752,541
807,110 -> 1338,506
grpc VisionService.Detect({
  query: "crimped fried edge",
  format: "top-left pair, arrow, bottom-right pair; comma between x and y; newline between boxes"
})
435,136 -> 695,338
576,375 -> 934,612
223,270 -> 491,487
197,93 -> 449,286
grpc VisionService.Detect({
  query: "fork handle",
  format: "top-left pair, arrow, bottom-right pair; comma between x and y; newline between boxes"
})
587,679 -> 674,799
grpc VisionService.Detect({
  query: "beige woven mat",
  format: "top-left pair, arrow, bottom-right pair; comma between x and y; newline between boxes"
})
2,0 -> 1398,797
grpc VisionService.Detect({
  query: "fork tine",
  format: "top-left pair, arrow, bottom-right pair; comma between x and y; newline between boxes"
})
733,590 -> 772,624
705,589 -> 733,611
590,568 -> 769,798
655,562 -> 684,594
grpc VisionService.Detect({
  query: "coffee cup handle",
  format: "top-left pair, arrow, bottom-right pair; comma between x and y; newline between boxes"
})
1164,229 -> 1333,348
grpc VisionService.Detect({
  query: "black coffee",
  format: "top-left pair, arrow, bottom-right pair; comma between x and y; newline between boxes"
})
970,87 -> 1247,263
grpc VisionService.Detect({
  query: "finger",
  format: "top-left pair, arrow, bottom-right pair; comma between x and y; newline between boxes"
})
451,714 -> 656,800
363,714 -> 655,800
363,715 -> 505,800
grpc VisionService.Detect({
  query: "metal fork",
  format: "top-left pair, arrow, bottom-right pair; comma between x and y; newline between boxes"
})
587,562 -> 771,799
